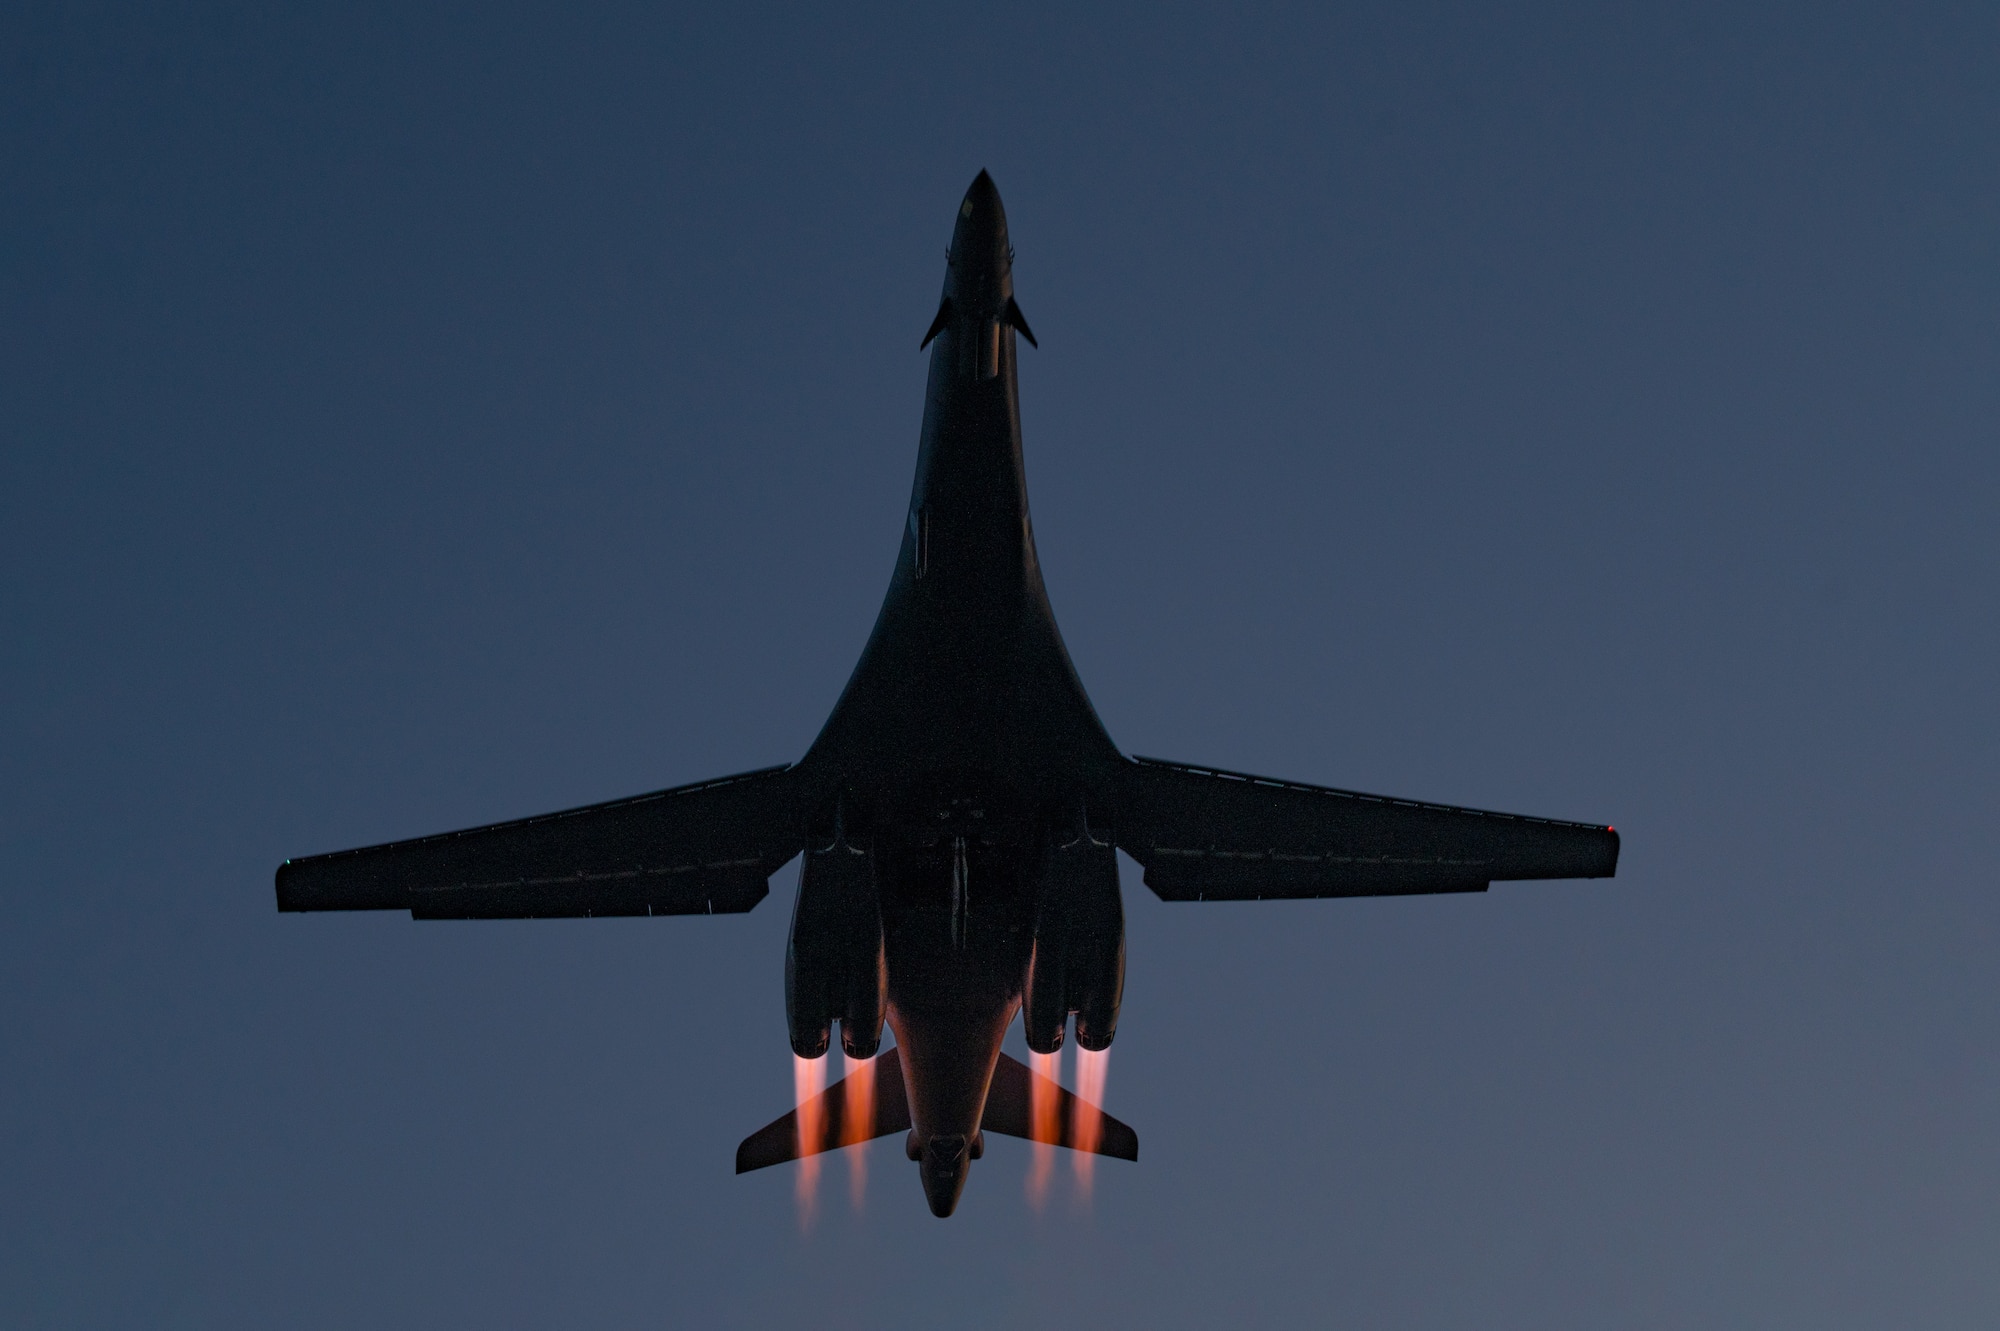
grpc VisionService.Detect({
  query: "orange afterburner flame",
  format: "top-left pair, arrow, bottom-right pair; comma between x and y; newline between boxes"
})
1026,1047 -> 1060,1209
792,1052 -> 826,1229
839,1047 -> 876,1211
1071,1045 -> 1110,1198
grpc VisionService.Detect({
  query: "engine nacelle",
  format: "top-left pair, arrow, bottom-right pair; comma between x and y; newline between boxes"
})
1021,826 -> 1125,1054
785,817 -> 886,1060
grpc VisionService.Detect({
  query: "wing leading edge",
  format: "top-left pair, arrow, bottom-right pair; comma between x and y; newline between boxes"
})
1112,756 -> 1617,901
276,764 -> 806,919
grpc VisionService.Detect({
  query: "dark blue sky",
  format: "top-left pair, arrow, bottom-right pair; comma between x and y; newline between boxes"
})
4,2 -> 1996,1326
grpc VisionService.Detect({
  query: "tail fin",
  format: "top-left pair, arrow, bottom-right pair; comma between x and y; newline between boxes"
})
735,1047 -> 912,1173
981,1051 -> 1138,1161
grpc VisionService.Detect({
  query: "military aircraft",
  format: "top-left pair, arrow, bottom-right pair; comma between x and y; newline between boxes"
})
276,170 -> 1619,1217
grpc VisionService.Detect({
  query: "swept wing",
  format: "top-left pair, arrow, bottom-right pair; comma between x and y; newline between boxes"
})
1113,756 -> 1617,901
276,764 -> 805,919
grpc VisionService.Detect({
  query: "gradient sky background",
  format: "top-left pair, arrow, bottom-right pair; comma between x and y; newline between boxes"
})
4,3 -> 1996,1327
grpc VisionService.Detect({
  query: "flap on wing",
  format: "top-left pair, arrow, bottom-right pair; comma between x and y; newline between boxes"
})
1113,756 -> 1617,902
736,1047 -> 913,1173
276,764 -> 806,919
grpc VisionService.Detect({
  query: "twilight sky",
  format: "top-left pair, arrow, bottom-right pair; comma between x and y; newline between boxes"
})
3,3 -> 1996,1327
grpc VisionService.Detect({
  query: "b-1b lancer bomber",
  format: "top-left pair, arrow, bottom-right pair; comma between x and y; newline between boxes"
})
276,171 -> 1619,1217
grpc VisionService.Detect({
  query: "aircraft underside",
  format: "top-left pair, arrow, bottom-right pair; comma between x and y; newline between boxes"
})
275,171 -> 1618,1218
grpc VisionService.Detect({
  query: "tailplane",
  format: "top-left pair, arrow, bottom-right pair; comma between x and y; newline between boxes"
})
736,1047 -> 912,1173
982,1051 -> 1138,1160
734,1046 -> 1138,1174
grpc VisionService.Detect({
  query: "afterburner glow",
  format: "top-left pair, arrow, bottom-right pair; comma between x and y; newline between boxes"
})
792,1053 -> 826,1228
1072,1045 -> 1109,1196
1026,1047 -> 1059,1208
840,1048 -> 875,1210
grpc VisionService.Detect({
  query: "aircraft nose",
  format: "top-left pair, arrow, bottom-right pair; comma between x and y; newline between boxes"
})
950,170 -> 1011,289
963,169 -> 1001,217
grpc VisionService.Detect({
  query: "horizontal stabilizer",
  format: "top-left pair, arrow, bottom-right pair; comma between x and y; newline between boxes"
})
982,1052 -> 1138,1162
735,1047 -> 912,1174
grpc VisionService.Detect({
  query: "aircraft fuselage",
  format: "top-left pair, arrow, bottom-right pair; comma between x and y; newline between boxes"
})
789,172 -> 1122,1215
274,170 -> 1619,1222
